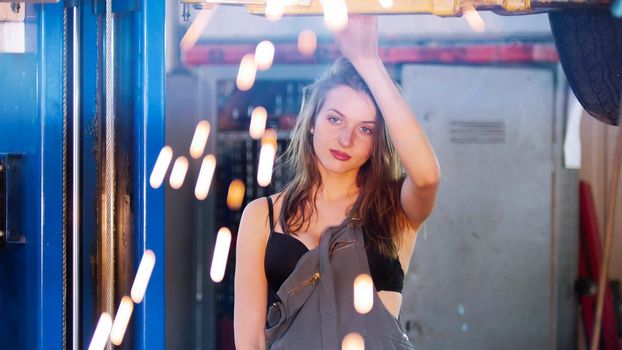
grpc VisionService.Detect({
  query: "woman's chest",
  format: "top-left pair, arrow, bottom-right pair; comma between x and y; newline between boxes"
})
278,206 -> 351,249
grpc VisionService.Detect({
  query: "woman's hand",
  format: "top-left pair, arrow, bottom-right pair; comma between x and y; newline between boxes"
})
331,15 -> 380,65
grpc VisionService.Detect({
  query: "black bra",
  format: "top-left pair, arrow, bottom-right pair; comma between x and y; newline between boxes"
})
263,197 -> 404,299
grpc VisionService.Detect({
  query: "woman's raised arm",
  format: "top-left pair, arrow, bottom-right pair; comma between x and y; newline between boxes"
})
331,16 -> 441,231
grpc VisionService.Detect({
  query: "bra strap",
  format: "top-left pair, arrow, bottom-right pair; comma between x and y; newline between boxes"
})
266,197 -> 275,231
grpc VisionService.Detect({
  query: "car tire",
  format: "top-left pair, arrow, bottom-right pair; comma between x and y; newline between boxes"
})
549,9 -> 621,126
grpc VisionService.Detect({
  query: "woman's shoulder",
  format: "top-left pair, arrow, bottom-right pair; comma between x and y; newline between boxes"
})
266,191 -> 286,209
238,195 -> 277,244
241,197 -> 268,218
241,192 -> 284,220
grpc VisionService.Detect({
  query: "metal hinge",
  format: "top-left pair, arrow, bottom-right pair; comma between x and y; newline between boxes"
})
0,154 -> 25,246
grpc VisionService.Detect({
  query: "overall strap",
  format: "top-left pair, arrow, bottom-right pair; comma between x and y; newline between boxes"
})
318,225 -> 341,348
266,196 -> 275,231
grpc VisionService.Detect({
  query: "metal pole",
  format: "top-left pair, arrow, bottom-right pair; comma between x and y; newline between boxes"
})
72,3 -> 81,349
102,1 -> 116,349
62,6 -> 68,350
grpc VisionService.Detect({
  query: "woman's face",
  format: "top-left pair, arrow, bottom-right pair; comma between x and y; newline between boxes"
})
312,85 -> 378,176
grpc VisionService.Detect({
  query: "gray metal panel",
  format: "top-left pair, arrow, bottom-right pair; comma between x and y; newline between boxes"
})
400,64 -> 557,349
165,71 -> 201,350
552,66 -> 579,350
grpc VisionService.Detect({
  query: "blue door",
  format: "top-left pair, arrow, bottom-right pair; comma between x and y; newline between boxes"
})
0,2 -> 66,348
0,1 -> 165,349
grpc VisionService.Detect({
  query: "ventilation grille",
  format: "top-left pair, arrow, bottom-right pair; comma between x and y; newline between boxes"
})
450,120 -> 506,144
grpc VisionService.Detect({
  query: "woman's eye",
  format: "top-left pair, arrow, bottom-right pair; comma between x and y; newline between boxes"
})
360,126 -> 374,135
328,116 -> 341,124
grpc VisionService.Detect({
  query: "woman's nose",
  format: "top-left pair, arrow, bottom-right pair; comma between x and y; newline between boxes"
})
338,128 -> 353,147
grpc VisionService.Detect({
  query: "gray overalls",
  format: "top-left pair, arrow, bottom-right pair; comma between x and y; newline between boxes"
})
265,215 -> 415,349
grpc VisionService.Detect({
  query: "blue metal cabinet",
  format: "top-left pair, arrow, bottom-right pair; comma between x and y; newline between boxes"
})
0,3 -> 66,348
0,1 -> 166,348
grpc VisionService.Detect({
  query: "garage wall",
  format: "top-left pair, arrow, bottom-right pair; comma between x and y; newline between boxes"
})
164,5 -> 583,349
579,112 -> 622,298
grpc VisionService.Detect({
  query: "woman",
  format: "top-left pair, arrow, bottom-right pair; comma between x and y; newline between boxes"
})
234,16 -> 440,349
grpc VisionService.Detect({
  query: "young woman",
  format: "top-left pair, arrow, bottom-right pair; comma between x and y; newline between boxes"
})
234,16 -> 440,349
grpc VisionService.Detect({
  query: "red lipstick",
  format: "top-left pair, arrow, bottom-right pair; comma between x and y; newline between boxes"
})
330,149 -> 351,161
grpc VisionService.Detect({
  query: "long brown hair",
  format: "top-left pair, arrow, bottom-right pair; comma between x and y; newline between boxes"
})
276,57 -> 411,258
